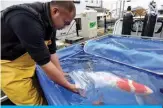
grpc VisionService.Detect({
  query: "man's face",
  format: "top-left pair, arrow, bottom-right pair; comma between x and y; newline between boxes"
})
51,7 -> 75,30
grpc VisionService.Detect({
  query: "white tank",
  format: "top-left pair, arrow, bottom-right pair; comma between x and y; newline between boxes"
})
81,9 -> 97,38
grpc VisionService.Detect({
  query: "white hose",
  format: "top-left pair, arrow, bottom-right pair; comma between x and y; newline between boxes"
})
0,95 -> 8,102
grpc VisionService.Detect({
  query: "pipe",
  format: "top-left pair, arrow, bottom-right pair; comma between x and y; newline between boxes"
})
119,0 -> 122,18
122,0 -> 125,17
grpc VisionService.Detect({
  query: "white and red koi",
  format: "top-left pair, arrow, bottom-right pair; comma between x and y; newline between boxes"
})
89,72 -> 153,95
73,71 -> 153,95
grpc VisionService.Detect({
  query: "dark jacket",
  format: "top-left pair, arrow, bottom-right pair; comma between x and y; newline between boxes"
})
122,11 -> 134,35
1,2 -> 56,65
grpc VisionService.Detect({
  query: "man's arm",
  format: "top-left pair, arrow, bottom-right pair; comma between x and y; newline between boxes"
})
50,53 -> 63,72
42,61 -> 77,93
7,13 -> 78,93
48,31 -> 64,72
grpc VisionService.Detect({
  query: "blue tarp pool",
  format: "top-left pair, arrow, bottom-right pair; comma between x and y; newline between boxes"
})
36,35 -> 163,105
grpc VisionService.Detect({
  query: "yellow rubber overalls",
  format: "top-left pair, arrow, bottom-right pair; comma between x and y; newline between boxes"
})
1,41 -> 50,105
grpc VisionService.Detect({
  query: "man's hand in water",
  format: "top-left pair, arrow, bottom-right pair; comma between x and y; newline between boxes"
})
63,73 -> 79,94
64,73 -> 86,97
69,84 -> 80,94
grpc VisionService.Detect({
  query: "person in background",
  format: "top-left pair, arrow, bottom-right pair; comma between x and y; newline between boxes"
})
1,1 -> 79,105
122,6 -> 134,35
142,1 -> 158,37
